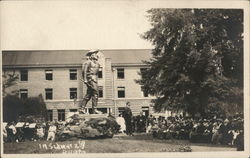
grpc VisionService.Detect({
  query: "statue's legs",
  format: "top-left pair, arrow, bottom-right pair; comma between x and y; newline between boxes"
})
79,81 -> 102,114
79,85 -> 92,113
90,81 -> 102,114
91,81 -> 98,109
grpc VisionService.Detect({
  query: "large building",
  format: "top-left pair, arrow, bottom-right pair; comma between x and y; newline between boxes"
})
2,49 -> 156,121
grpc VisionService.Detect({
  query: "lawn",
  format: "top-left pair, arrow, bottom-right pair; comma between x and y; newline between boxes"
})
3,133 -> 236,154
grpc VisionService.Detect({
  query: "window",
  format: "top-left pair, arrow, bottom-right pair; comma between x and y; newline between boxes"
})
70,69 -> 77,80
20,70 -> 28,81
70,109 -> 77,112
142,107 -> 149,118
58,109 -> 65,121
117,68 -> 124,79
118,107 -> 125,114
47,110 -> 53,121
98,68 -> 103,79
88,108 -> 108,114
45,88 -> 53,100
140,68 -> 148,79
20,89 -> 28,99
141,86 -> 148,97
117,87 -> 125,98
70,88 -> 77,99
143,91 -> 149,97
45,70 -> 53,80
98,86 -> 103,98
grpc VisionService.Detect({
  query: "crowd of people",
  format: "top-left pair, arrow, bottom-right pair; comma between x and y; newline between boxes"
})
3,109 -> 244,151
147,114 -> 244,150
3,121 -> 63,143
114,103 -> 244,151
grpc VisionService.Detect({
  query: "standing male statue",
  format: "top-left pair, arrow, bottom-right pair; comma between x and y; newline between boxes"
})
79,49 -> 102,114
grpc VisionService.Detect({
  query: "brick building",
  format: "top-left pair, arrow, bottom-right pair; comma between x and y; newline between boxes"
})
2,49 -> 155,121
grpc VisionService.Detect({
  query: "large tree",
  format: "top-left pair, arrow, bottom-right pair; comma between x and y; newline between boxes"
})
138,9 -> 243,117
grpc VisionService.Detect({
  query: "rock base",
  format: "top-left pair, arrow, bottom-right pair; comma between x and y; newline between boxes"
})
57,113 -> 120,141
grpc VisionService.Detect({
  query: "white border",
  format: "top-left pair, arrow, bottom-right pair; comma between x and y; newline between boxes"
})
1,0 -> 249,158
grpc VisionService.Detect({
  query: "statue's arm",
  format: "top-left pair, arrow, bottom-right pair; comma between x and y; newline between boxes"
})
82,61 -> 90,83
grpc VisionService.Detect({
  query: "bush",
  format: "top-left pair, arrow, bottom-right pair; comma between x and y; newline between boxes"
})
3,95 -> 24,122
3,94 -> 47,122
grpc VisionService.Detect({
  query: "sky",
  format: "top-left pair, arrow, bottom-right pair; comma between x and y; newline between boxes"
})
1,1 -> 248,50
1,1 -> 154,50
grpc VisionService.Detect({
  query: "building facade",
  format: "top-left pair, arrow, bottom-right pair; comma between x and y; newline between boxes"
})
2,50 -> 155,121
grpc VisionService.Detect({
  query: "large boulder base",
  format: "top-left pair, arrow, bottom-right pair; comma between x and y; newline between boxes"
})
57,114 -> 120,141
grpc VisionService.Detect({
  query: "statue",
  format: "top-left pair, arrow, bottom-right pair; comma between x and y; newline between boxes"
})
79,49 -> 102,114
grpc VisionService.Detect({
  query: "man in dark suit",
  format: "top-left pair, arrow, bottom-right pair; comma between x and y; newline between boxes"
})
123,102 -> 133,135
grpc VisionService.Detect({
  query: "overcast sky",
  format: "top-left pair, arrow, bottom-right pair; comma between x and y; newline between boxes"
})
1,1 -> 248,50
1,1 -> 154,50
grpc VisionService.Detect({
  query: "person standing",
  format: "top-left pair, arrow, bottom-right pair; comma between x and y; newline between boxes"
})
79,49 -> 102,114
123,102 -> 133,135
7,122 -> 17,142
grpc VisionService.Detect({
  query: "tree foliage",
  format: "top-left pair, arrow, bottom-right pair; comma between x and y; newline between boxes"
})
138,9 -> 243,116
3,94 -> 48,122
3,95 -> 24,122
2,71 -> 19,97
21,94 -> 48,117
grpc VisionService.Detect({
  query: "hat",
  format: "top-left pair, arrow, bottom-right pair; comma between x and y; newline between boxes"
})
86,49 -> 99,56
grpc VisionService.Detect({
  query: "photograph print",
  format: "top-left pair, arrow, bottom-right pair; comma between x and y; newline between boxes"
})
1,1 -> 249,157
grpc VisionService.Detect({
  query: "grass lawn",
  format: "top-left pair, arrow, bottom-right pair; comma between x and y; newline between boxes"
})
3,133 -> 236,154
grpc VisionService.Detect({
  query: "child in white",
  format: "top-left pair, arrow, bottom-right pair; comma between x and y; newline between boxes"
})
47,123 -> 57,141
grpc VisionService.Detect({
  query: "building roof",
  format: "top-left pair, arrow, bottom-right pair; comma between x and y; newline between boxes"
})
2,49 -> 152,68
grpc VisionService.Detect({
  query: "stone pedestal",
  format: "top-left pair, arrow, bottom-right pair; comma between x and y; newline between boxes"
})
77,114 -> 109,119
57,113 -> 120,141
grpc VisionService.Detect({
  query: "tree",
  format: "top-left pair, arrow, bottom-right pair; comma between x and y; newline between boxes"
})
3,95 -> 24,122
138,9 -> 243,117
3,94 -> 48,122
2,70 -> 19,97
2,70 -> 48,122
21,94 -> 48,119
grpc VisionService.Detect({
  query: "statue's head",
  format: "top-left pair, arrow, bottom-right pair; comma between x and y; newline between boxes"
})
87,49 -> 99,60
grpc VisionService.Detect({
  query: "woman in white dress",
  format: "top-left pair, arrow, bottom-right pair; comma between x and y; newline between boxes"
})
116,113 -> 126,133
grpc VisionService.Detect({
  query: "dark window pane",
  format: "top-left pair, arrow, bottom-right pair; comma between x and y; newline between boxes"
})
58,109 -> 65,121
89,108 -> 108,114
141,107 -> 149,118
45,70 -> 53,80
70,69 -> 77,80
117,68 -> 124,79
98,86 -> 103,98
20,70 -> 28,81
118,87 -> 125,98
118,107 -> 126,114
70,88 -> 77,99
20,89 -> 28,99
45,88 -> 53,100
70,109 -> 77,112
98,68 -> 103,79
141,86 -> 148,97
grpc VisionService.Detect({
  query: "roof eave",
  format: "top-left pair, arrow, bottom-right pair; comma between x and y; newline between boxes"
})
2,64 -> 82,69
